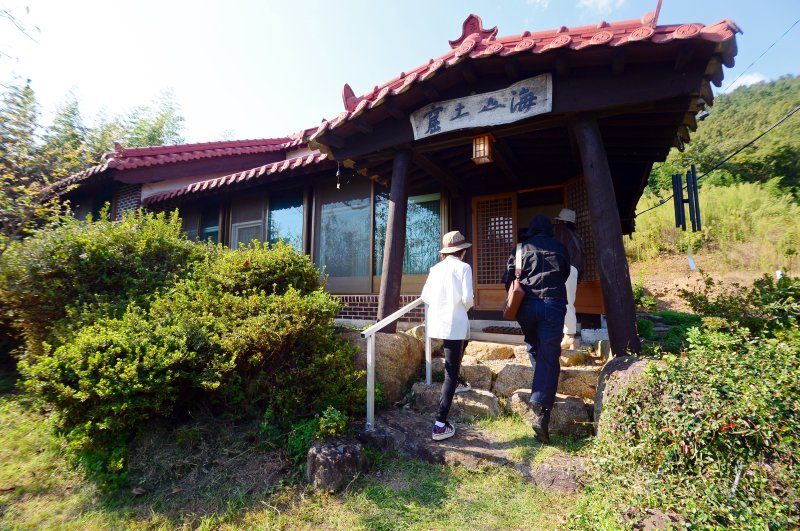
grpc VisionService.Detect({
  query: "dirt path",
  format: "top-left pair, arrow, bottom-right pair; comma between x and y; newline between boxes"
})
629,252 -> 765,312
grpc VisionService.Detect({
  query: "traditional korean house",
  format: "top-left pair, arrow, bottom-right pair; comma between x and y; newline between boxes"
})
60,9 -> 740,357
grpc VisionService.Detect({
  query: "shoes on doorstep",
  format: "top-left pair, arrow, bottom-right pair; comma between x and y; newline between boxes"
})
530,402 -> 551,444
432,421 -> 456,441
455,379 -> 472,394
560,333 -> 576,350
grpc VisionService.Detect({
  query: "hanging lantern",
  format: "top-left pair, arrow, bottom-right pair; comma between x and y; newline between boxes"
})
472,133 -> 494,165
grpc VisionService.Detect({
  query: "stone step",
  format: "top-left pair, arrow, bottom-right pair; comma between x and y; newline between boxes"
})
430,354 -> 602,401
358,409 -> 587,493
510,391 -> 594,438
412,382 -> 501,420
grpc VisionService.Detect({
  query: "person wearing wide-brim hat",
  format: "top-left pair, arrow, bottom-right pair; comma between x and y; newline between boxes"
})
553,208 -> 583,350
421,230 -> 474,441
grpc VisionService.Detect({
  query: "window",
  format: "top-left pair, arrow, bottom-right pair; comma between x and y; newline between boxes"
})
268,189 -> 303,249
180,206 -> 200,240
91,189 -> 114,220
231,194 -> 265,247
199,204 -> 220,244
374,192 -> 441,275
314,177 -> 371,292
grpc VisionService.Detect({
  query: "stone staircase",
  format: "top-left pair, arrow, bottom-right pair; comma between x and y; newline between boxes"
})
404,323 -> 612,438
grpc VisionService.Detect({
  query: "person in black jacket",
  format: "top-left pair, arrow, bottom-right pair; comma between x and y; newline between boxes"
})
502,215 -> 570,443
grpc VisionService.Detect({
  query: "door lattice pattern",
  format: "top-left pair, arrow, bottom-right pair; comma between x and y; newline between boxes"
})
475,196 -> 515,285
565,179 -> 598,281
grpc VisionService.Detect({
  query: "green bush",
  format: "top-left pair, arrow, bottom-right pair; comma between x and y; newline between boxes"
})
573,275 -> 800,528
0,210 -> 203,357
8,216 -> 363,484
635,318 -> 656,341
680,273 -> 799,335
574,326 -> 800,528
283,406 -> 349,465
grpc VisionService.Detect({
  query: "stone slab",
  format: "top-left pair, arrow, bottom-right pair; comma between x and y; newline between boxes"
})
509,391 -> 594,438
558,366 -> 602,400
492,363 -> 534,398
412,382 -> 500,419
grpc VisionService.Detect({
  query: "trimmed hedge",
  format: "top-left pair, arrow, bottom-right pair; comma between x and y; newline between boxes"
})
1,214 -> 363,484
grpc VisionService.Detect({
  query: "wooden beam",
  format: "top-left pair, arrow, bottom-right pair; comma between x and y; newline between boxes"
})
461,61 -> 478,85
384,100 -> 406,120
555,54 -> 569,77
412,151 -> 463,196
377,149 -> 411,333
570,114 -> 642,356
505,56 -> 520,81
612,50 -> 626,75
492,138 -> 521,183
422,84 -> 440,102
352,119 -> 373,134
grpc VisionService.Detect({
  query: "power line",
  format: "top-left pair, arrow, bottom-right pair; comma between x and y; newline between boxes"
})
720,17 -> 800,94
635,103 -> 800,218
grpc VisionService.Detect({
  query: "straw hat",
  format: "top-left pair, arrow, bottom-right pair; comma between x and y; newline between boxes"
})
554,208 -> 576,224
440,230 -> 472,254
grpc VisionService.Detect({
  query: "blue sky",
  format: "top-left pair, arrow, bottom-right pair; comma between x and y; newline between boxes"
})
1,0 -> 798,143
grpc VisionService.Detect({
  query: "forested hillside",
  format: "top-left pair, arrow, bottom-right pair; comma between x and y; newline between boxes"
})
649,75 -> 800,195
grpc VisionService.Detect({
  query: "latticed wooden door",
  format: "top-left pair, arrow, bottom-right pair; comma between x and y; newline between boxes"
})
472,193 -> 517,310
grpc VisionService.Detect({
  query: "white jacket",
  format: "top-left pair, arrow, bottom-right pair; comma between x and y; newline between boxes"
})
421,255 -> 474,340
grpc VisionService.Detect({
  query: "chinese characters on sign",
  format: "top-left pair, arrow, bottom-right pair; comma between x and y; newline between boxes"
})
410,74 -> 553,140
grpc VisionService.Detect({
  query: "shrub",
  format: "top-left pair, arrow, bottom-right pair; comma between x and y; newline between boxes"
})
18,238 -> 363,483
680,273 -> 799,335
0,210 -> 203,357
635,318 -> 656,340
573,275 -> 800,528
284,406 -> 349,465
573,326 -> 800,528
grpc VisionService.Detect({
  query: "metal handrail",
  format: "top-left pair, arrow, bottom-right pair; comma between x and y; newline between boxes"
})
360,297 -> 432,431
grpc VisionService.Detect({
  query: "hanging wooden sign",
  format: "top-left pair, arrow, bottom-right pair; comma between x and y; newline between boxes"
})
409,74 -> 553,140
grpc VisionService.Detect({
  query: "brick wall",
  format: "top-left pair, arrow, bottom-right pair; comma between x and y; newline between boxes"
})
114,184 -> 142,220
335,294 -> 425,324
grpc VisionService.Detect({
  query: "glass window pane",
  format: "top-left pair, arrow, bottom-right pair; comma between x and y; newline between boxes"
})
374,192 -> 441,275
315,178 -> 371,279
233,221 -> 263,248
268,189 -> 304,249
200,204 -> 219,244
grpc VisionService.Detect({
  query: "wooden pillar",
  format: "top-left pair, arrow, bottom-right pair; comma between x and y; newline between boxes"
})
377,149 -> 411,333
570,114 -> 642,356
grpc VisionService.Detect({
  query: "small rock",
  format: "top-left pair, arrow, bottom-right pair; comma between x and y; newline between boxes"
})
521,454 -> 587,493
429,359 -> 492,390
306,438 -> 367,492
492,363 -> 534,398
581,329 -> 609,344
558,366 -> 601,400
465,341 -> 516,362
594,356 -> 665,436
510,391 -> 593,438
594,339 -> 612,362
404,325 -> 444,355
559,349 -> 588,367
412,382 -> 500,419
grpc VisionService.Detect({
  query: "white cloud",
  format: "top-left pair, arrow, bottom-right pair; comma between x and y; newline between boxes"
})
526,0 -> 550,8
576,0 -> 627,14
725,72 -> 767,92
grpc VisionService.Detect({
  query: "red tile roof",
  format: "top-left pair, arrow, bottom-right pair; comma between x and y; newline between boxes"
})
142,151 -> 330,206
311,13 -> 740,142
57,136 -> 306,190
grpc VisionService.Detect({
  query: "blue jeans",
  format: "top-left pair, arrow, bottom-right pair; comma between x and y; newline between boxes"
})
516,298 -> 567,410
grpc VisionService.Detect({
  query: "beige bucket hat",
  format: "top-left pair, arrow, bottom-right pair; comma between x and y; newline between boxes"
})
554,208 -> 576,224
440,230 -> 472,254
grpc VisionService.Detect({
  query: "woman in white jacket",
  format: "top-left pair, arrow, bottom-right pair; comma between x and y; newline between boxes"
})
421,230 -> 474,441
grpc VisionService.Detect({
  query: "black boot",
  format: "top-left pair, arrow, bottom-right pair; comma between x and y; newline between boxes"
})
530,403 -> 551,444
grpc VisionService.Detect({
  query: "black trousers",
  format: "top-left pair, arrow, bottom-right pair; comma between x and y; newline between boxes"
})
436,339 -> 465,423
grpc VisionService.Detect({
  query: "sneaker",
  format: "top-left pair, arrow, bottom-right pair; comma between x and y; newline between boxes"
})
454,380 -> 472,394
432,421 -> 456,441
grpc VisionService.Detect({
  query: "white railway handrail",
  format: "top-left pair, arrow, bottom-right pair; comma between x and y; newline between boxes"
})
360,297 -> 431,431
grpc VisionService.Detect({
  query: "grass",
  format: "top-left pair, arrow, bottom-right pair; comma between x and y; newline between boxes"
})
0,384 -> 581,529
625,183 -> 800,273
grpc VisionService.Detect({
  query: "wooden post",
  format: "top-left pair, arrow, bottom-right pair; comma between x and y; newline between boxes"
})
377,149 -> 411,333
571,114 -> 642,356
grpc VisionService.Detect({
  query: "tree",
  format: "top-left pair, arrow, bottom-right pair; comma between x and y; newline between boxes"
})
649,75 -> 800,196
40,93 -> 92,179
